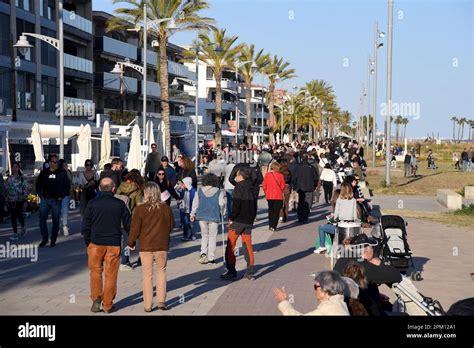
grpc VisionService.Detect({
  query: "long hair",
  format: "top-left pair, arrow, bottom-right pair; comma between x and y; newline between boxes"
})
342,262 -> 368,289
181,156 -> 195,171
143,182 -> 162,211
125,169 -> 145,188
339,182 -> 354,200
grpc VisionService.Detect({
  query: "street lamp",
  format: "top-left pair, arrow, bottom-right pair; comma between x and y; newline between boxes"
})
372,20 -> 385,167
386,0 -> 394,186
14,0 -> 65,158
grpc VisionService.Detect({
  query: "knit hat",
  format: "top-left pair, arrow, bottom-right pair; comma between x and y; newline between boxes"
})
182,177 -> 193,190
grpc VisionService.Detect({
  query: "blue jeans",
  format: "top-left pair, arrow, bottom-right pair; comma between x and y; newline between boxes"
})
39,198 -> 61,243
462,160 -> 469,172
180,211 -> 194,239
60,195 -> 70,226
318,224 -> 336,247
225,189 -> 233,217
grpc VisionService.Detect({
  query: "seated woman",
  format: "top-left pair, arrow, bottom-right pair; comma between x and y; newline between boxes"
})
314,182 -> 358,254
313,189 -> 340,254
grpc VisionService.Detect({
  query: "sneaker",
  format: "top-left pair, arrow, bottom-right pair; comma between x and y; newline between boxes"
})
63,225 -> 69,236
220,271 -> 237,281
269,227 -> 276,232
199,254 -> 208,264
9,234 -> 19,241
207,259 -> 217,264
120,264 -> 133,271
50,241 -> 56,247
91,298 -> 102,313
243,272 -> 255,280
314,247 -> 327,254
20,227 -> 27,236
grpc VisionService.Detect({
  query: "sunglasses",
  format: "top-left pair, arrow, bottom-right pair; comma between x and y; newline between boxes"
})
314,284 -> 321,291
50,160 -> 58,164
85,164 -> 92,167
158,173 -> 165,176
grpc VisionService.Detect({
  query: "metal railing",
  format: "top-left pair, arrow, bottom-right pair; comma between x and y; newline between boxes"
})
64,53 -> 93,73
63,9 -> 92,34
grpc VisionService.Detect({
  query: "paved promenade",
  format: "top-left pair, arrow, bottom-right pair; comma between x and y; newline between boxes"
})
0,192 -> 472,315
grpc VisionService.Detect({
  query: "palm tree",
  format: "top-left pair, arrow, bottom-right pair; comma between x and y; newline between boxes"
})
394,115 -> 403,142
183,28 -> 244,147
303,80 -> 336,140
238,44 -> 270,145
401,117 -> 409,141
457,118 -> 463,143
274,94 -> 307,141
263,55 -> 296,143
450,116 -> 458,142
109,0 -> 215,157
459,117 -> 467,142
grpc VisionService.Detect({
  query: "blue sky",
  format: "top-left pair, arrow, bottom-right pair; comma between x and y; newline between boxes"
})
93,0 -> 473,139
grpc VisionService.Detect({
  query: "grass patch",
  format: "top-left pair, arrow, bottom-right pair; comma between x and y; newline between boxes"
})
382,209 -> 474,228
453,204 -> 474,216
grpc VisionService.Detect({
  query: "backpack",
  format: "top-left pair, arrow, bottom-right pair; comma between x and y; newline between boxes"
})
114,194 -> 131,212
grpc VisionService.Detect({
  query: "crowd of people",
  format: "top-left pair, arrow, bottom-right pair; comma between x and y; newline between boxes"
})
2,137 -> 472,315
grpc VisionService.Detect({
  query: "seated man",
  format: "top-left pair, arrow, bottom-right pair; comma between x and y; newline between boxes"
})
334,234 -> 402,315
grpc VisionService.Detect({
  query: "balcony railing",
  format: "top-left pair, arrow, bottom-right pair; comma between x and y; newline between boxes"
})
63,9 -> 92,34
98,72 -> 138,94
101,36 -> 138,61
141,49 -> 196,80
64,53 -> 93,74
141,80 -> 161,97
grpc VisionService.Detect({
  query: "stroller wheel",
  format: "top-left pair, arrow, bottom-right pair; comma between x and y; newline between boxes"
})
411,271 -> 423,281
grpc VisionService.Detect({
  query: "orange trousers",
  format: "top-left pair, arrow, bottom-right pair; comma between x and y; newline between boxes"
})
225,228 -> 254,274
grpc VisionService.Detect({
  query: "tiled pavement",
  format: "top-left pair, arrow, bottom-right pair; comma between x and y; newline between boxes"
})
0,193 -> 473,315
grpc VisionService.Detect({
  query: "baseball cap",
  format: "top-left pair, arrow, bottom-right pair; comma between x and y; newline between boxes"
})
161,156 -> 169,162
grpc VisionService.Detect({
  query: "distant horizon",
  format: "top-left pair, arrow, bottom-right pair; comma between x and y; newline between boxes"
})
93,0 -> 473,139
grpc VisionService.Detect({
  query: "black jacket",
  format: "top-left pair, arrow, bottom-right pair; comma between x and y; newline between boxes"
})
229,163 -> 263,196
230,179 -> 257,224
99,169 -> 122,188
82,192 -> 131,247
293,161 -> 318,192
35,168 -> 70,199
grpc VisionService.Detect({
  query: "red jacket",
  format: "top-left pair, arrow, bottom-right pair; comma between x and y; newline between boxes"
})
263,170 -> 286,201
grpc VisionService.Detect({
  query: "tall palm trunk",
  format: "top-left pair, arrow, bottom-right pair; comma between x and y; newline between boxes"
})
215,72 -> 222,147
268,82 -> 275,143
452,120 -> 455,142
159,34 -> 171,157
245,80 -> 252,145
457,122 -> 461,144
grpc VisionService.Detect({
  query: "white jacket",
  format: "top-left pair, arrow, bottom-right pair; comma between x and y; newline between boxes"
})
278,295 -> 349,316
319,168 -> 337,186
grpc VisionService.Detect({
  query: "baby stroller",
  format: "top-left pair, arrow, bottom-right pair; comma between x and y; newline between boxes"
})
391,276 -> 445,316
375,215 -> 422,281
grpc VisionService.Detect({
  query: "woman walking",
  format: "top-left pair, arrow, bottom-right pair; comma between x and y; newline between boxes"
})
154,169 -> 179,206
278,159 -> 292,223
190,173 -> 226,264
128,182 -> 174,312
319,163 -> 337,204
262,162 -> 286,231
176,155 -> 198,190
78,159 -> 98,217
5,162 -> 27,240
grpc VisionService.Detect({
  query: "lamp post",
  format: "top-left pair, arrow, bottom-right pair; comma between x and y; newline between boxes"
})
367,56 -> 375,158
14,2 -> 65,158
372,21 -> 385,167
386,0 -> 394,186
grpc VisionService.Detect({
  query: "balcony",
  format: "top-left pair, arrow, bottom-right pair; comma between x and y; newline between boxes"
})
142,80 -> 160,97
204,100 -> 236,112
96,72 -> 138,94
141,49 -> 196,80
63,9 -> 92,34
64,54 -> 93,74
99,36 -> 138,61
205,78 -> 238,90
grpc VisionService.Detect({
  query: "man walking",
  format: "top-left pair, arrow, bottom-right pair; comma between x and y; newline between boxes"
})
100,158 -> 123,187
35,154 -> 70,247
82,178 -> 131,313
221,169 -> 257,281
403,152 -> 412,177
144,144 -> 161,181
293,154 -> 319,224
